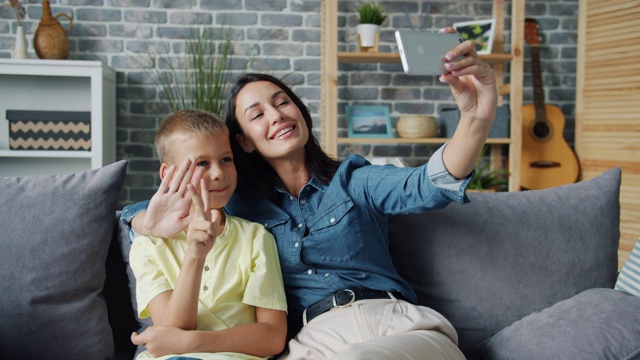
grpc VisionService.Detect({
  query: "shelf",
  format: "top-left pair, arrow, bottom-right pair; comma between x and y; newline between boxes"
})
337,52 -> 513,64
337,137 -> 511,145
0,150 -> 92,158
321,1 -> 525,191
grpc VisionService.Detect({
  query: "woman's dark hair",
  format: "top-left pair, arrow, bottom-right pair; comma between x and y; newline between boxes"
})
225,73 -> 341,201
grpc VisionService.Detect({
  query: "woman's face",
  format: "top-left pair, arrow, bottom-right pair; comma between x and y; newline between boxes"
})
233,80 -> 309,161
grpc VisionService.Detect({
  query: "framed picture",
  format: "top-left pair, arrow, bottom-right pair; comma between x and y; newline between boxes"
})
453,19 -> 496,55
346,105 -> 393,138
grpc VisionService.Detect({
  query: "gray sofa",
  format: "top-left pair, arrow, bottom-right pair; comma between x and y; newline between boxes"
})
1,161 -> 639,360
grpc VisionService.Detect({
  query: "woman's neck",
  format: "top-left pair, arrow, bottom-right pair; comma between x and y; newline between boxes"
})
268,154 -> 309,198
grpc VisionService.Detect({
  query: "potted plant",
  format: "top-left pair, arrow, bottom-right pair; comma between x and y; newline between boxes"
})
356,2 -> 387,50
468,146 -> 509,191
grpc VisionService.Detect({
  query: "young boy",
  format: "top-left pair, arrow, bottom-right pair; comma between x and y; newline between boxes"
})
129,109 -> 287,360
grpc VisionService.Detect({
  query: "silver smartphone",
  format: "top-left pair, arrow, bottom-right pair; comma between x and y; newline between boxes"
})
395,30 -> 463,76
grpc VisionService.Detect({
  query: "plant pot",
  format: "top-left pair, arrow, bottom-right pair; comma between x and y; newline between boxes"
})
356,24 -> 380,51
14,26 -> 28,59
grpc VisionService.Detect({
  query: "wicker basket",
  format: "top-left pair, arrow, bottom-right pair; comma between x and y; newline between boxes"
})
396,115 -> 438,138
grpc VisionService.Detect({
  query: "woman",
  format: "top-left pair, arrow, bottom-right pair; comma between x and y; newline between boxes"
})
125,29 -> 497,359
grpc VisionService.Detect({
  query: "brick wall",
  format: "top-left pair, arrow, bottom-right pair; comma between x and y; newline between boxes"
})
0,0 -> 578,207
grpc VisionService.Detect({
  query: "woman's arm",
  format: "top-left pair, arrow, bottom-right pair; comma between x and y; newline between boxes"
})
130,307 -> 288,358
439,27 -> 498,179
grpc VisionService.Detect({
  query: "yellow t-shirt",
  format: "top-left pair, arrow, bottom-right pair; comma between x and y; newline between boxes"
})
130,214 -> 287,360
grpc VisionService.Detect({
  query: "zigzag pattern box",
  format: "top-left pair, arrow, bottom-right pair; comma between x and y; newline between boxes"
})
6,110 -> 91,151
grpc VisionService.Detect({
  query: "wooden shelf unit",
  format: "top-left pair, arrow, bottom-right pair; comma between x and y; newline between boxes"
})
320,0 -> 524,191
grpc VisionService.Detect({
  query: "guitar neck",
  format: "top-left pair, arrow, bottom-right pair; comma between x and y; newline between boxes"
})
530,45 -> 547,123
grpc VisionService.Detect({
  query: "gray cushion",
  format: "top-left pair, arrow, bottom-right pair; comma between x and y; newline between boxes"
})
0,161 -> 127,359
388,167 -> 621,356
479,288 -> 640,360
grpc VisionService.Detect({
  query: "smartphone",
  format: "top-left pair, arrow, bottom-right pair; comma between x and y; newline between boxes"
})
395,30 -> 463,76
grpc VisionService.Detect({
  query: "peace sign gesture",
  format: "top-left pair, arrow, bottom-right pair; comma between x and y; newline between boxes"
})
186,179 -> 222,259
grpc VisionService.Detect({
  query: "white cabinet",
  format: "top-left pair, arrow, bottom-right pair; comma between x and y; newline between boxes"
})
0,59 -> 116,176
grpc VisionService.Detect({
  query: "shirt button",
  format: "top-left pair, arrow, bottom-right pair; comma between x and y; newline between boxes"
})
203,285 -> 209,291
301,200 -> 307,204
324,273 -> 330,277
204,266 -> 210,271
294,242 -> 299,248
330,217 -> 336,224
297,223 -> 303,228
289,195 -> 295,201
307,269 -> 313,275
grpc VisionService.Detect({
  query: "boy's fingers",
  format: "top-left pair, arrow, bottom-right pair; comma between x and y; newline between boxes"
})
130,332 -> 142,345
192,166 -> 204,189
210,209 -> 222,226
157,164 -> 175,194
180,158 -> 199,195
188,184 -> 205,218
170,158 -> 191,195
200,179 -> 211,221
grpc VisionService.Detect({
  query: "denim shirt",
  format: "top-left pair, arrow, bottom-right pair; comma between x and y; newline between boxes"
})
121,144 -> 471,334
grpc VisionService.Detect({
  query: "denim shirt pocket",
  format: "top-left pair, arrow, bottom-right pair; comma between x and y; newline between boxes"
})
307,199 -> 364,264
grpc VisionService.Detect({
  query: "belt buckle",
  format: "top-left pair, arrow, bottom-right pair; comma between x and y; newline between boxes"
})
332,289 -> 356,309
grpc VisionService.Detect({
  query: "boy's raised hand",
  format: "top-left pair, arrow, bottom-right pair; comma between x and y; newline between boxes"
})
143,158 -> 203,238
186,179 -> 221,259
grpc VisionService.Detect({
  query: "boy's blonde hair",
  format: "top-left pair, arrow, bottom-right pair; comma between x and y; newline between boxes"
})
155,109 -> 227,164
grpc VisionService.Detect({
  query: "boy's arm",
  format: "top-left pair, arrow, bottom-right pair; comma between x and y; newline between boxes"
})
148,181 -> 220,330
131,307 -> 287,358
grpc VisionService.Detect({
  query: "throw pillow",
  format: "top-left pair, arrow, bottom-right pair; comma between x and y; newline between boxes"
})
479,288 -> 640,360
0,161 -> 127,359
615,238 -> 640,297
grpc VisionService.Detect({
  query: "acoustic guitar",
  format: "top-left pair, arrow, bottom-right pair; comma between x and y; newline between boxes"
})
521,18 -> 579,190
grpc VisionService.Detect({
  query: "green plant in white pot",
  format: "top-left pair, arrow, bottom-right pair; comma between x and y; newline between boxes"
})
356,2 -> 387,49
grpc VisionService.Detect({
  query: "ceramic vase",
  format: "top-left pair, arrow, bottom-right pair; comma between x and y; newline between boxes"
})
34,0 -> 73,60
14,26 -> 28,59
356,24 -> 380,48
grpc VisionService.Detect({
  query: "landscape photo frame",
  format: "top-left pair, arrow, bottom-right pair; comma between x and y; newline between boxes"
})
453,19 -> 496,55
346,105 -> 393,138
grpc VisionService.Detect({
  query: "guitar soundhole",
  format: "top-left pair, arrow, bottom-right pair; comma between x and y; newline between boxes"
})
533,122 -> 550,139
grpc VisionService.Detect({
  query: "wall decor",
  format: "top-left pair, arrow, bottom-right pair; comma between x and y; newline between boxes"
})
346,105 -> 392,138
453,19 -> 495,54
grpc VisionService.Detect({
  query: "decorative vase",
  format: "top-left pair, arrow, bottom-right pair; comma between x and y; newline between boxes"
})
396,115 -> 439,138
356,24 -> 380,51
14,26 -> 28,59
34,0 -> 73,60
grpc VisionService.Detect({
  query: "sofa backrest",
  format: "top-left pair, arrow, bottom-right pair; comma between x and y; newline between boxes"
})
388,167 -> 621,357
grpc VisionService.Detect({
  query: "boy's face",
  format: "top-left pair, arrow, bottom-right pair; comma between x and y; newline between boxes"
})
163,132 -> 237,210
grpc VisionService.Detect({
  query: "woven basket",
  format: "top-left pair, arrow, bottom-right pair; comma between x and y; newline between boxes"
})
396,115 -> 438,138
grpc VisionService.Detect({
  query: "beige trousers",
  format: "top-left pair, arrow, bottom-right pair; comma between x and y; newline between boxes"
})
280,299 -> 465,360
